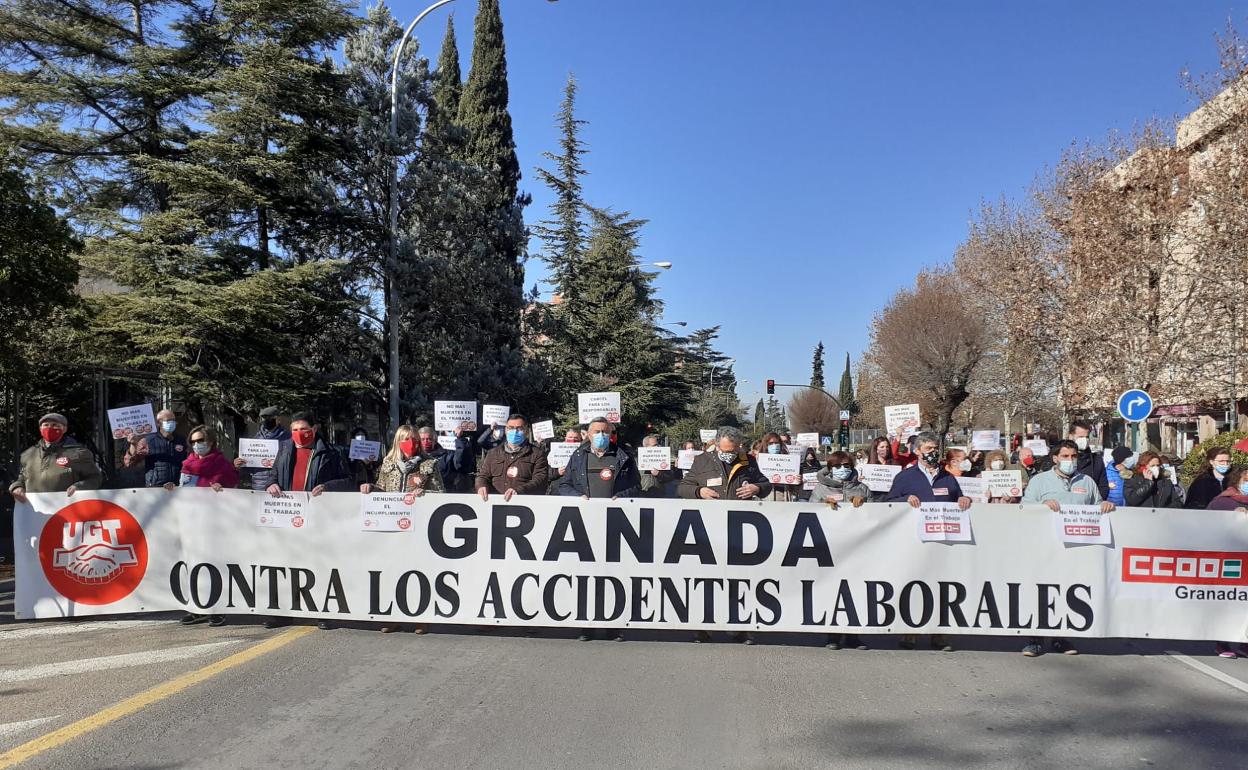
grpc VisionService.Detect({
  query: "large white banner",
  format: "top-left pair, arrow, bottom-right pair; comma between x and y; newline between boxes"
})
13,490 -> 1248,641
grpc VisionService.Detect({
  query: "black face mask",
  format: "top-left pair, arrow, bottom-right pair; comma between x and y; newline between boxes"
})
921,450 -> 941,467
263,419 -> 277,430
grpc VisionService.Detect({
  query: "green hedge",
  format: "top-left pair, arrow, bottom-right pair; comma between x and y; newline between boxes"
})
1180,431 -> 1248,486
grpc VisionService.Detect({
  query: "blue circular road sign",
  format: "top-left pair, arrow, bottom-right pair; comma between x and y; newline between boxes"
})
1117,389 -> 1154,423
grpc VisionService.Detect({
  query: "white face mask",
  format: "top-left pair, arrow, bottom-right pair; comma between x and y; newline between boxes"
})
990,460 -> 1005,471
1074,436 -> 1089,451
192,442 -> 210,457
958,460 -> 972,472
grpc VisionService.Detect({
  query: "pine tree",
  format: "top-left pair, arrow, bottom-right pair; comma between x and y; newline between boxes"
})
839,352 -> 859,416
765,396 -> 786,434
811,341 -> 826,390
533,73 -> 589,290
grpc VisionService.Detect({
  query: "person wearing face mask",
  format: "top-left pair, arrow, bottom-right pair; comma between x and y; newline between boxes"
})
796,447 -> 823,502
758,432 -> 801,502
1104,446 -> 1134,507
982,449 -> 1024,503
559,418 -> 641,502
476,414 -> 550,501
678,427 -> 771,504
1123,451 -> 1181,509
234,406 -> 290,491
414,424 -> 475,491
9,413 -> 103,505
346,427 -> 379,488
546,427 -> 584,494
637,434 -> 676,498
942,448 -> 976,478
1067,420 -> 1109,499
1185,446 -> 1234,509
169,426 -> 239,492
122,408 -> 187,488
1158,455 -> 1186,505
1020,439 -> 1115,657
811,452 -> 872,651
885,432 -> 970,653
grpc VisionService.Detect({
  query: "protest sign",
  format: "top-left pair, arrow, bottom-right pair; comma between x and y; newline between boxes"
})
548,443 -> 577,470
638,447 -> 672,472
257,494 -> 309,529
1056,505 -> 1113,545
885,404 -> 921,440
349,439 -> 382,462
360,493 -> 415,533
238,438 -> 278,469
677,449 -> 702,470
981,470 -> 1024,498
957,477 -> 988,502
860,463 -> 902,493
757,453 -> 802,485
796,433 -> 819,447
577,392 -> 621,424
802,472 -> 819,491
434,401 -> 477,432
533,420 -> 555,441
107,403 -> 156,440
437,435 -> 458,451
917,503 -> 973,543
482,405 -> 510,427
1024,439 -> 1049,456
699,429 -> 717,443
971,430 -> 1001,451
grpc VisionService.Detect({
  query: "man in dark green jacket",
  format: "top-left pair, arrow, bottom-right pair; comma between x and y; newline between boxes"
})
9,413 -> 103,504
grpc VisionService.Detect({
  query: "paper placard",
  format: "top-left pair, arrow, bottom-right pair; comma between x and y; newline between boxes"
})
437,435 -> 458,451
757,453 -> 802,485
482,404 -> 510,426
1023,439 -> 1049,456
349,439 -> 381,462
957,476 -> 988,502
547,443 -> 577,470
434,400 -> 477,432
533,420 -> 555,441
360,493 -> 415,532
179,473 -> 200,488
638,446 -> 672,472
257,494 -> 309,529
802,472 -> 819,491
860,463 -> 902,493
107,403 -> 156,440
885,404 -> 921,440
917,503 -> 972,543
577,392 -> 621,424
1056,505 -> 1112,545
238,438 -> 278,469
677,449 -> 702,470
981,470 -> 1024,498
699,429 -> 717,443
971,430 -> 1001,451
796,433 -> 819,447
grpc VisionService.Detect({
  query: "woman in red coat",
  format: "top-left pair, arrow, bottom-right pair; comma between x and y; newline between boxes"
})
167,425 -> 240,491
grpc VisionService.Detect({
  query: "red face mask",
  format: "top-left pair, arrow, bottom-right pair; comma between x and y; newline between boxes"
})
400,438 -> 418,457
420,438 -> 436,453
40,425 -> 65,444
1021,456 -> 1035,468
293,428 -> 316,448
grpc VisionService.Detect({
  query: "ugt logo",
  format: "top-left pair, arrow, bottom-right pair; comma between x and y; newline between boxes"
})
38,500 -> 148,605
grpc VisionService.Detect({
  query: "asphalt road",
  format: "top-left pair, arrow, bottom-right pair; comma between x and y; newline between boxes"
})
4,587 -> 1248,770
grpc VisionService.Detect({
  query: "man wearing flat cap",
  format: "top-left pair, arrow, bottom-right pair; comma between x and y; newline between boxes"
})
8,413 -> 103,504
234,406 -> 290,491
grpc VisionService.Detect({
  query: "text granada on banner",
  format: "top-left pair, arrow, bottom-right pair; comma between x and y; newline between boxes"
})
12,490 -> 1248,641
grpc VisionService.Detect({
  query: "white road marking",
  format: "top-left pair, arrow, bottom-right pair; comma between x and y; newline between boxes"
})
0,641 -> 241,684
0,620 -> 170,641
0,716 -> 60,740
1166,650 -> 1248,696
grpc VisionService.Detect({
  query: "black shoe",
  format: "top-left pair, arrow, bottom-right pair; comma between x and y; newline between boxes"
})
1022,640 -> 1044,657
263,618 -> 289,629
207,615 -> 226,627
898,639 -> 916,650
612,632 -> 625,642
826,634 -> 843,650
179,613 -> 209,625
578,630 -> 595,642
693,630 -> 711,644
317,620 -> 333,630
844,634 -> 867,650
1051,638 -> 1078,655
734,631 -> 754,646
931,635 -> 954,652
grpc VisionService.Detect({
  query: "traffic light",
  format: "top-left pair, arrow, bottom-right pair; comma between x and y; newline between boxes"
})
766,379 -> 775,395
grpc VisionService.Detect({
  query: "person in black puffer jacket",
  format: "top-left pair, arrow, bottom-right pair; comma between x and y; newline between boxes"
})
1123,452 -> 1182,509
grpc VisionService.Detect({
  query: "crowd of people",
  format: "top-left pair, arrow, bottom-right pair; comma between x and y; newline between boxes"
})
9,410 -> 1248,656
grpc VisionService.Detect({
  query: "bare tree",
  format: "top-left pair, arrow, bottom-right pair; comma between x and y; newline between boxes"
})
867,268 -> 989,437
786,388 -> 841,436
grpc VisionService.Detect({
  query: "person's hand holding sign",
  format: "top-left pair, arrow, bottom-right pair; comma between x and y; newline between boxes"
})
907,495 -> 921,508
957,496 -> 972,511
698,486 -> 720,500
1099,501 -> 1115,513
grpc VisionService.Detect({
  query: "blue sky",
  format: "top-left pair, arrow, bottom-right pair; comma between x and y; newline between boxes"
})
421,0 -> 1240,408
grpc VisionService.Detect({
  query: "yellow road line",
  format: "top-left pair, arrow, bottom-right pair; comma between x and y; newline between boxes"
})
0,626 -> 315,769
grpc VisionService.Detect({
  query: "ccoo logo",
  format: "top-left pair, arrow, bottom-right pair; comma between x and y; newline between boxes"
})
38,499 -> 148,605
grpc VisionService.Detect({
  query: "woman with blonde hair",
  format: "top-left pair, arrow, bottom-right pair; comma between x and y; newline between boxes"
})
361,424 -> 443,633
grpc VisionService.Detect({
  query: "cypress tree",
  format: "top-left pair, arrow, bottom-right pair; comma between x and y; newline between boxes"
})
428,15 -> 462,141
839,352 -> 859,416
456,0 -> 520,201
811,341 -> 826,390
